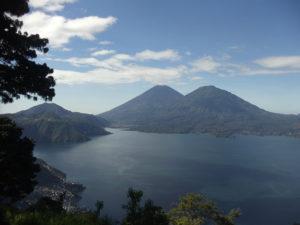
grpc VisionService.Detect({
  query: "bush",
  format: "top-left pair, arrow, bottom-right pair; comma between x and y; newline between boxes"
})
6,211 -> 112,225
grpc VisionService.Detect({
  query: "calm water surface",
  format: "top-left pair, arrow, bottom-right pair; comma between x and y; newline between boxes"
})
35,129 -> 300,225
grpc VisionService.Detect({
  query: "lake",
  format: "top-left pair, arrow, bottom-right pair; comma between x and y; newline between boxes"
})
35,128 -> 300,225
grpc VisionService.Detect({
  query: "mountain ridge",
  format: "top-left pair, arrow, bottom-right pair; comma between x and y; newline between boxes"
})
3,103 -> 110,143
100,85 -> 300,137
100,85 -> 184,127
16,103 -> 71,116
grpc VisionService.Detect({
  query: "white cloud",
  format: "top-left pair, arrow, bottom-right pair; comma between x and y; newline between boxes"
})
88,49 -> 181,61
191,76 -> 202,80
53,54 -> 133,69
91,49 -> 116,56
190,55 -> 300,77
52,49 -> 183,70
135,49 -> 180,61
29,0 -> 76,12
21,11 -> 117,48
113,54 -> 134,61
58,57 -> 102,67
53,65 -> 187,85
99,40 -> 113,45
88,47 -> 97,52
48,44 -> 300,86
49,49 -> 187,84
237,68 -> 300,76
255,56 -> 300,69
190,56 -> 220,73
61,47 -> 72,52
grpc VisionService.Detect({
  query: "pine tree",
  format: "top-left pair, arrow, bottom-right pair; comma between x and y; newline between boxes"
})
0,0 -> 55,103
0,117 -> 40,203
0,0 -> 56,205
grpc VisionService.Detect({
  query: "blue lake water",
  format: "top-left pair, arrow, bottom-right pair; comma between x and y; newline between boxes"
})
35,128 -> 300,225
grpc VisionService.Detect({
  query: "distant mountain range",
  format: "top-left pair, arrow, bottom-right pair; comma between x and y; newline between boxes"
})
3,103 -> 110,143
2,85 -> 300,141
100,85 -> 300,138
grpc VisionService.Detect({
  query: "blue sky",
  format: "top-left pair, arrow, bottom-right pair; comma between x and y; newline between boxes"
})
1,0 -> 300,114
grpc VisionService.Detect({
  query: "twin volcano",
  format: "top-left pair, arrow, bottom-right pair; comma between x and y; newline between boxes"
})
3,85 -> 300,140
100,85 -> 300,137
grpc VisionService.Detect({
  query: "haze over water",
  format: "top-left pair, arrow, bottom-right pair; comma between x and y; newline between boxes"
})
35,128 -> 300,225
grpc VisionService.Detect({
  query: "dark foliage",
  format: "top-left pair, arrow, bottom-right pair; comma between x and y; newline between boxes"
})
141,200 -> 169,225
95,200 -> 104,218
0,0 -> 55,103
122,188 -> 143,225
4,206 -> 114,225
169,193 -> 240,225
122,188 -> 169,225
0,207 -> 10,225
1,0 -> 29,17
0,117 -> 40,204
28,195 -> 65,214
0,188 -> 242,225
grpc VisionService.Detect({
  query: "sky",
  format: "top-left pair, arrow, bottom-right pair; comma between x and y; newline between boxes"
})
1,0 -> 300,115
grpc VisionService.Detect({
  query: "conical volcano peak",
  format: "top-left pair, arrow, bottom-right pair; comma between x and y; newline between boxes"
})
16,103 -> 71,116
144,85 -> 183,97
187,85 -> 230,97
